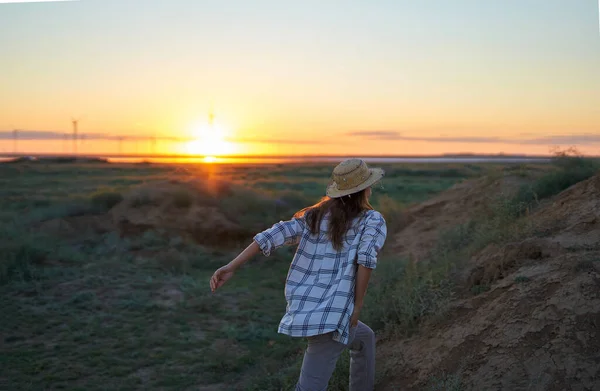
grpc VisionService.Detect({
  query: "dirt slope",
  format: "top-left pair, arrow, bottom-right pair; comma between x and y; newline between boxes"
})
392,174 -> 531,260
379,173 -> 600,390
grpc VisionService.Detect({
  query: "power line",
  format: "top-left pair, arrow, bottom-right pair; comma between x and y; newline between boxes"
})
2,109 -> 221,156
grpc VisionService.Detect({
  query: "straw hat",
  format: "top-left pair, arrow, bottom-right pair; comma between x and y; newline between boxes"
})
326,158 -> 384,198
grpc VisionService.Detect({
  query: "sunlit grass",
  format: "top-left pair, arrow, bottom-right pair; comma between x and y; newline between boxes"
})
0,159 -> 515,390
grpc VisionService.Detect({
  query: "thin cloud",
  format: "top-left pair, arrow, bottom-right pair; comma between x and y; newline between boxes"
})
231,138 -> 335,145
348,131 -> 503,143
347,131 -> 402,140
348,131 -> 600,145
0,130 -> 83,140
4,130 -> 598,147
0,130 -> 189,142
0,130 -> 334,145
522,135 -> 600,145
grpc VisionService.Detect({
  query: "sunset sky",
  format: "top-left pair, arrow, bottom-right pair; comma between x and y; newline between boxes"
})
1,0 -> 599,157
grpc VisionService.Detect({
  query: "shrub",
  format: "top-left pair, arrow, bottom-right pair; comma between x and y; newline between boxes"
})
130,191 -> 154,207
427,371 -> 466,391
471,284 -> 490,295
0,224 -> 87,284
172,189 -> 193,208
574,260 -> 596,273
91,191 -> 123,211
374,195 -> 408,234
383,167 -> 472,178
276,190 -> 313,213
363,254 -> 454,334
470,196 -> 530,251
363,221 -> 478,334
26,202 -> 94,222
139,230 -> 170,249
219,188 -> 282,232
0,230 -> 49,284
515,148 -> 599,207
514,276 -> 531,283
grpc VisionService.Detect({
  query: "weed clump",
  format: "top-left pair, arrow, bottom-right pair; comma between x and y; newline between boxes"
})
470,284 -> 490,295
91,191 -> 123,211
172,189 -> 193,208
0,226 -> 50,284
374,195 -> 410,234
129,189 -> 157,208
515,148 -> 599,208
427,371 -> 466,391
219,187 -> 285,232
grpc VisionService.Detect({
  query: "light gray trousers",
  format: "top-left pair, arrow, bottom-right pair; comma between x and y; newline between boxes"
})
295,321 -> 376,391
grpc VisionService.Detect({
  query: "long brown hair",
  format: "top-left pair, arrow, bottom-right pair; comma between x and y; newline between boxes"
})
294,189 -> 373,251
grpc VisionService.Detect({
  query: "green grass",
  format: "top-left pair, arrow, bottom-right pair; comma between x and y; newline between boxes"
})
172,189 -> 193,208
90,190 -> 124,211
1,155 -> 596,390
0,230 -> 302,389
0,161 -> 477,390
514,276 -> 531,283
361,224 -> 470,335
426,371 -> 466,391
470,284 -> 491,295
514,149 -> 599,208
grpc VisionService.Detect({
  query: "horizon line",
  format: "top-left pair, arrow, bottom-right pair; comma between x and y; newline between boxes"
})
2,152 -> 596,159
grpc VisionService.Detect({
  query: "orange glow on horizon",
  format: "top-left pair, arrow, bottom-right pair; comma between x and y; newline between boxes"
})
184,117 -> 237,157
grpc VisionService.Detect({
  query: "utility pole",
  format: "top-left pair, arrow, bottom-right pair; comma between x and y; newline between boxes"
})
71,118 -> 79,155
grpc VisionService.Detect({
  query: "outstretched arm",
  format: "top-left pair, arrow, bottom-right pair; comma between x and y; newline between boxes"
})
210,241 -> 260,292
228,241 -> 261,271
210,216 -> 305,293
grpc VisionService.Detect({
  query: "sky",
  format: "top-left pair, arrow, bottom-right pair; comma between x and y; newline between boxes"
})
0,0 -> 599,157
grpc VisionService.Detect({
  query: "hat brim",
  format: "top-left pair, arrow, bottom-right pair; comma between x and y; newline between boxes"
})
326,168 -> 384,198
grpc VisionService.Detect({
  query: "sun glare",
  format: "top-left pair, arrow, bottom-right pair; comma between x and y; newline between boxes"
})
185,118 -> 236,157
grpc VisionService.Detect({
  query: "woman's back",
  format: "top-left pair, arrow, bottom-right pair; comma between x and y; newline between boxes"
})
210,158 -> 387,391
253,208 -> 386,344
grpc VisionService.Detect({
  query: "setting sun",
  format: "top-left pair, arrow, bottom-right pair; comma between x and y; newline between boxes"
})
185,115 -> 236,157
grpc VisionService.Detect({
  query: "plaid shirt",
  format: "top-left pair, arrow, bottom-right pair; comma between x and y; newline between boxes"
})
253,209 -> 387,345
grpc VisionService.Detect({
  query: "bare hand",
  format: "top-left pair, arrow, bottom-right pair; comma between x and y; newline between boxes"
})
210,264 -> 235,292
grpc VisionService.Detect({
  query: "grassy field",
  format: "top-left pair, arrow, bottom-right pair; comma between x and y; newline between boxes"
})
2,158 -> 591,390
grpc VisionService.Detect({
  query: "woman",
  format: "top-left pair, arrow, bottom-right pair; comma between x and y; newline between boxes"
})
210,158 -> 387,391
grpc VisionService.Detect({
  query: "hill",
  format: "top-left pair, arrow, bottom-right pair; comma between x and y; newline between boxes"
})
376,171 -> 600,390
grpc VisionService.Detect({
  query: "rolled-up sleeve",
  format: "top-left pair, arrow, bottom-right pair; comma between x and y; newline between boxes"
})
253,217 -> 306,257
356,211 -> 387,269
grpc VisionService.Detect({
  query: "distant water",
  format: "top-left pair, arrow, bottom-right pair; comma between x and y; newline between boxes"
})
0,156 -> 553,164
99,156 -> 553,164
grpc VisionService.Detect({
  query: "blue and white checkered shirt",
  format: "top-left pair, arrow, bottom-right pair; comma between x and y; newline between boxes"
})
253,209 -> 387,345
